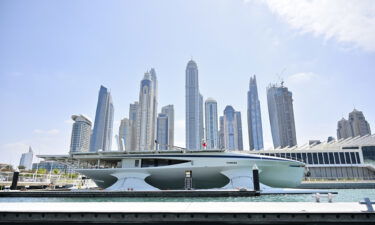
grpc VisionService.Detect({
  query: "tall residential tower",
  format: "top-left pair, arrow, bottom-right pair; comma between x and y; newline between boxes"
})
70,114 -> 92,153
135,70 -> 158,151
267,83 -> 297,148
186,60 -> 204,150
223,105 -> 243,151
205,98 -> 219,149
90,85 -> 114,152
247,75 -> 264,150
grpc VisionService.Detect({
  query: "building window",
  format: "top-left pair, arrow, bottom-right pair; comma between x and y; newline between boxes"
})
345,152 -> 351,164
328,153 -> 335,164
312,153 -> 318,164
334,152 -> 340,164
307,153 -> 313,164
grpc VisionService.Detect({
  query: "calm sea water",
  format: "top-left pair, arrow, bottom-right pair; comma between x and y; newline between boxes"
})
0,189 -> 374,203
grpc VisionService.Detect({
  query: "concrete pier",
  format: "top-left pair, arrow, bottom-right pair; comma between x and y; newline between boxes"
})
0,190 -> 260,198
0,202 -> 374,224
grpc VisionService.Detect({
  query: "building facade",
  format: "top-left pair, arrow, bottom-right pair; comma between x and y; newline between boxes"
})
70,114 -> 92,153
205,98 -> 219,149
349,109 -> 371,137
118,118 -> 131,151
90,85 -> 114,152
223,106 -> 243,151
186,60 -> 204,150
19,147 -> 33,170
161,105 -> 174,149
128,102 -> 139,151
267,83 -> 297,148
135,70 -> 158,151
156,113 -> 169,150
247,75 -> 264,150
337,118 -> 353,139
337,109 -> 371,140
219,116 -> 225,149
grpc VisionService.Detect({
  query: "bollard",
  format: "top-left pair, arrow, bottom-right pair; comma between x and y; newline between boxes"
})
252,165 -> 260,191
10,171 -> 19,190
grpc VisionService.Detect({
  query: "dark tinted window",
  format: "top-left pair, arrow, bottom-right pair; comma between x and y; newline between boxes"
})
328,153 -> 335,164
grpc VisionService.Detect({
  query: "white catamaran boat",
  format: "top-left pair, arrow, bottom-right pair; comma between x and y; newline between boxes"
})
39,149 -> 312,193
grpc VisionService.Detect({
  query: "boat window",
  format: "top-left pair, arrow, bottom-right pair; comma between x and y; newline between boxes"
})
135,160 -> 139,167
141,159 -> 190,168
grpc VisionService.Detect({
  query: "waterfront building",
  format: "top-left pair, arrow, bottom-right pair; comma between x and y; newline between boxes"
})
90,85 -> 114,152
349,109 -> 371,137
219,116 -> 225,149
186,60 -> 204,150
223,106 -> 243,151
19,147 -> 33,170
251,135 -> 375,180
135,70 -> 158,151
32,161 -> 74,173
205,98 -> 219,149
118,118 -> 131,151
129,102 -> 139,151
247,75 -> 264,150
337,118 -> 353,139
160,105 -> 174,149
70,115 -> 92,153
337,109 -> 371,140
267,83 -> 297,148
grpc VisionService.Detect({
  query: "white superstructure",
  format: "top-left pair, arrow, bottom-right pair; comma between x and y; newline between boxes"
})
39,149 -> 305,192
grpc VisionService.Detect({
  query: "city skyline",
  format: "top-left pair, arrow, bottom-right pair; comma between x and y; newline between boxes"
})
1,0 -> 375,166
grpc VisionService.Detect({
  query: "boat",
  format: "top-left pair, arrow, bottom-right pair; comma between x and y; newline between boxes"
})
38,149 -> 309,193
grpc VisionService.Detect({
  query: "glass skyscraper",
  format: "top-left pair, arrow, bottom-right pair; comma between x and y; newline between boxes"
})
223,105 -> 243,151
205,98 -> 219,149
135,70 -> 158,151
90,85 -> 114,152
70,114 -> 92,153
267,83 -> 297,148
186,60 -> 204,150
247,75 -> 264,150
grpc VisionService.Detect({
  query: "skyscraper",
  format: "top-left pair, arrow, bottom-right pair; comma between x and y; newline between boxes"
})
118,118 -> 131,151
186,60 -> 204,150
247,75 -> 264,150
223,105 -> 243,151
161,105 -> 174,149
90,85 -> 114,152
156,113 -> 169,150
337,118 -> 353,139
135,70 -> 158,151
19,147 -> 33,170
219,116 -> 225,149
267,83 -> 297,148
70,114 -> 92,153
205,98 -> 219,149
349,109 -> 371,137
129,102 -> 139,151
337,109 -> 371,139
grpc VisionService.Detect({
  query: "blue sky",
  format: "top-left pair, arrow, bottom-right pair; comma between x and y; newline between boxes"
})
1,0 -> 374,166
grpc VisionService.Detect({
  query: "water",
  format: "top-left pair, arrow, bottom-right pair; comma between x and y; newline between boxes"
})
0,189 -> 374,203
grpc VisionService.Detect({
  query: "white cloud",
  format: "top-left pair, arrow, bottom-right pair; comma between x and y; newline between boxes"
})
33,129 -> 60,135
287,72 -> 318,84
249,0 -> 375,52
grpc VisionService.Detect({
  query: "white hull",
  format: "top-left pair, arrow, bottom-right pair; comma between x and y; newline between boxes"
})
75,151 -> 305,191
